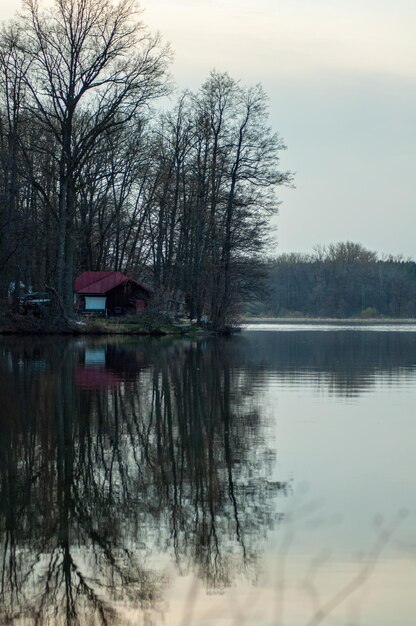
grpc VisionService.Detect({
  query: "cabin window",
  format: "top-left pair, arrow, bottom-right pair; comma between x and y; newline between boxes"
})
85,296 -> 107,311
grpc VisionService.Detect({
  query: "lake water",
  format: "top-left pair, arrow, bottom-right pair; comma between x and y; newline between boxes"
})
0,326 -> 415,625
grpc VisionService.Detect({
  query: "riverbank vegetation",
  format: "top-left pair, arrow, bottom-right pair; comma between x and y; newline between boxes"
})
0,308 -> 212,336
0,0 -> 291,330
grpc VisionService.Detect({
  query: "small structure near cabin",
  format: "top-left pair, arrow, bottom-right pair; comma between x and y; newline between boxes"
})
75,271 -> 151,316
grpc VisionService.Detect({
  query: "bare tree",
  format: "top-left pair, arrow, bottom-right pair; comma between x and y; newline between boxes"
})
0,23 -> 32,294
20,0 -> 171,312
148,72 -> 292,327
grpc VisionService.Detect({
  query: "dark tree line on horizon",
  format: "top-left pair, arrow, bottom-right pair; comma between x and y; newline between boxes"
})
257,241 -> 416,319
0,0 -> 291,327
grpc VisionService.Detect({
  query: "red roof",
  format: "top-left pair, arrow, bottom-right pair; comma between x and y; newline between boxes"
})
75,271 -> 150,295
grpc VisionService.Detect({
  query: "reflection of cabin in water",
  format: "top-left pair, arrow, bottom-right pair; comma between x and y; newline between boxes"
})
74,341 -> 148,389
75,271 -> 151,316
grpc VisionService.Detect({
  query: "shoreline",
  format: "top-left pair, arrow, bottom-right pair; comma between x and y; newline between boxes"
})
242,317 -> 416,326
0,315 -> 217,337
2,316 -> 416,336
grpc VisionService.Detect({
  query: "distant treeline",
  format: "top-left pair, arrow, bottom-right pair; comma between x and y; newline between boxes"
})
255,242 -> 416,318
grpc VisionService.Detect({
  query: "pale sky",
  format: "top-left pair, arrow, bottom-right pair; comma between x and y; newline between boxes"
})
2,0 -> 415,258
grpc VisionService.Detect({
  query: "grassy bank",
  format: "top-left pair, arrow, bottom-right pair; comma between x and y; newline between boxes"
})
0,313 -> 211,337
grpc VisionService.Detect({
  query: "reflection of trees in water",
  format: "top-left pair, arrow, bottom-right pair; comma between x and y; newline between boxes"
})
0,340 -> 162,625
240,330 -> 416,397
0,337 -> 283,625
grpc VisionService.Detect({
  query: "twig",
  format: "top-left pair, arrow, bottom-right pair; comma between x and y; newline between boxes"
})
306,511 -> 407,626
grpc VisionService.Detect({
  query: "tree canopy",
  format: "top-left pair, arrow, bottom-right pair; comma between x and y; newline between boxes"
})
0,0 -> 291,326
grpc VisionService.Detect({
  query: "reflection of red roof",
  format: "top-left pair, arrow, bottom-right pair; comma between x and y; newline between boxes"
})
74,367 -> 122,389
75,271 -> 150,295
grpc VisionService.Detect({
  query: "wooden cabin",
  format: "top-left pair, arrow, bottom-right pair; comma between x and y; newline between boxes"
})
75,271 -> 151,316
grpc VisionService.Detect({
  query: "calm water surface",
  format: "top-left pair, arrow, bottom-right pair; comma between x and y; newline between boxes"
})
0,328 -> 415,625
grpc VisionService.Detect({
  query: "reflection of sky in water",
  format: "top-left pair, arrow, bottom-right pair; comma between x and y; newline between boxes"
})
259,331 -> 416,626
0,331 -> 415,625
156,329 -> 416,625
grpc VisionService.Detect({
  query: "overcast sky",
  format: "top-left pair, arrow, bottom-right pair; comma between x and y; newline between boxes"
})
2,0 -> 415,258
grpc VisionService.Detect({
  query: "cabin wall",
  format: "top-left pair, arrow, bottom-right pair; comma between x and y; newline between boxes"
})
106,284 -> 149,315
75,281 -> 150,316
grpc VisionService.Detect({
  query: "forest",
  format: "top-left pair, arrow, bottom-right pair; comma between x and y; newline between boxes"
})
0,0 -> 291,328
256,242 -> 416,319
